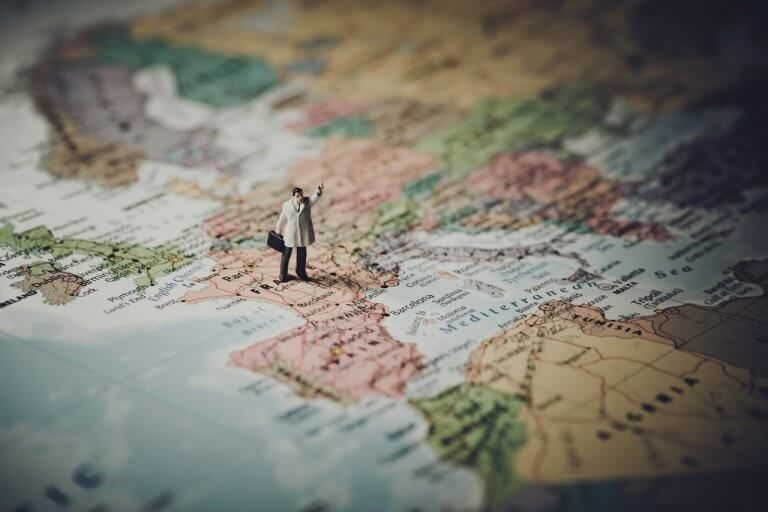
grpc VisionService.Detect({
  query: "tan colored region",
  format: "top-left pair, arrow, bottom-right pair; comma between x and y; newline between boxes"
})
516,351 -> 768,483
132,0 -> 725,111
165,175 -> 242,203
562,302 -> 673,345
466,302 -> 672,408
466,300 -> 768,483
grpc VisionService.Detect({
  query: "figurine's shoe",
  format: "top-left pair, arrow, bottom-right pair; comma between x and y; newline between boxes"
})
297,273 -> 311,281
279,274 -> 294,283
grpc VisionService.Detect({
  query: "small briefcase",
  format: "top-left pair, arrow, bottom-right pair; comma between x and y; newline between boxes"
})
267,231 -> 285,252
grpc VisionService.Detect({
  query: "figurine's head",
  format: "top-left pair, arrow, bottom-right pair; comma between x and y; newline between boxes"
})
292,187 -> 304,201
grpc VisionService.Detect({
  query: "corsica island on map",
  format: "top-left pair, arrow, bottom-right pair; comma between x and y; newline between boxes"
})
2,0 -> 768,510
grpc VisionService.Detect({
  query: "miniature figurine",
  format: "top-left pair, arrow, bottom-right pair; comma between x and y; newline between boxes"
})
275,182 -> 324,282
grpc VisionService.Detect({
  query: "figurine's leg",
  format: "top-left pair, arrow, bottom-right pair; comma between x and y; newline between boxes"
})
296,246 -> 308,280
280,247 -> 293,282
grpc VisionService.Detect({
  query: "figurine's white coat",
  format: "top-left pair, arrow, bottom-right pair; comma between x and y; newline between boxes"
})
276,189 -> 322,247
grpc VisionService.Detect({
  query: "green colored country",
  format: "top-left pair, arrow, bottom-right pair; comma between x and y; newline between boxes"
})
402,171 -> 442,200
306,116 -> 372,138
411,383 -> 526,509
91,28 -> 278,108
0,224 -> 193,289
22,260 -> 59,276
417,83 -> 610,177
373,199 -> 421,235
367,173 -> 439,236
438,204 -> 480,230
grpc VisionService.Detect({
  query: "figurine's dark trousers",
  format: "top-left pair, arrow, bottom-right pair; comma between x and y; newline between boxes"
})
280,246 -> 307,280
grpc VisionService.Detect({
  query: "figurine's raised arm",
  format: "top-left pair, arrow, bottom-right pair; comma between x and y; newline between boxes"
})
309,181 -> 324,206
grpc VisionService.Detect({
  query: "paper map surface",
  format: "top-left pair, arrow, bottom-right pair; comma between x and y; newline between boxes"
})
1,0 -> 767,510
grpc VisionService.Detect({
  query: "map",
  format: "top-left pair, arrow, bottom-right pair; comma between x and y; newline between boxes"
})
1,0 -> 768,510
